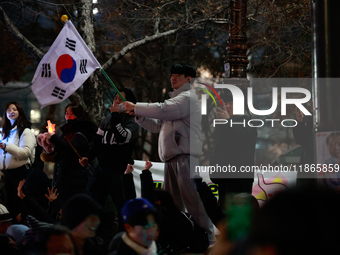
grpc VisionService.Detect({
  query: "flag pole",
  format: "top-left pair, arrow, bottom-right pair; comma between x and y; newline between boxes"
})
100,69 -> 126,102
65,136 -> 82,159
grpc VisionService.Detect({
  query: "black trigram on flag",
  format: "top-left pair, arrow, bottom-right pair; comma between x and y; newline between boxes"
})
41,63 -> 51,77
51,87 -> 66,100
80,59 -> 88,74
66,38 -> 76,51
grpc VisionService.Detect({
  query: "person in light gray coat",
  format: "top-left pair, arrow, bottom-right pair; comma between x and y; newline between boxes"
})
123,64 -> 214,242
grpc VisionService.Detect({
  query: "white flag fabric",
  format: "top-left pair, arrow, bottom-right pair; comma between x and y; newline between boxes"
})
31,21 -> 101,108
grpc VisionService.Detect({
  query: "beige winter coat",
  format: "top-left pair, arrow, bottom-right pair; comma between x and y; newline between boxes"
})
0,126 -> 36,170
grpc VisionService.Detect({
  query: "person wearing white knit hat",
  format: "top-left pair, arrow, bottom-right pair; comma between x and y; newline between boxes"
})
0,203 -> 12,234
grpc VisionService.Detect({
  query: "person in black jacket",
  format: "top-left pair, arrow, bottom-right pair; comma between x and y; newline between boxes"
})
38,103 -> 97,203
61,194 -> 106,255
138,160 -> 209,254
22,194 -> 106,255
108,197 -> 160,255
210,91 -> 258,205
80,88 -> 139,229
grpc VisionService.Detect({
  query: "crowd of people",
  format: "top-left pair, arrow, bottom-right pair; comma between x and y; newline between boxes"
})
0,64 -> 337,255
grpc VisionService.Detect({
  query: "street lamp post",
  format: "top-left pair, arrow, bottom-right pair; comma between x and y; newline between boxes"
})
225,0 -> 248,79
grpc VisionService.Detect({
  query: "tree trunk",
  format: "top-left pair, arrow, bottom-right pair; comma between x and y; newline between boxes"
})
76,0 -> 104,124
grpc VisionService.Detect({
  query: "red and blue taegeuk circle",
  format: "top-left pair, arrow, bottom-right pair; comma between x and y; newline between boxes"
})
56,54 -> 77,83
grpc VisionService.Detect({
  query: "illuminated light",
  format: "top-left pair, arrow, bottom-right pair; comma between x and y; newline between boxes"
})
46,120 -> 56,134
197,66 -> 213,78
31,128 -> 40,136
30,109 -> 41,123
93,8 -> 98,14
93,0 -> 97,3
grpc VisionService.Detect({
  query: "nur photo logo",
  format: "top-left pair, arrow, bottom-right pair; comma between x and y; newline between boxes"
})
194,78 -> 312,128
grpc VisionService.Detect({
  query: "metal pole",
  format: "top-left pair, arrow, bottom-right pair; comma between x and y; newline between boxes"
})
226,0 -> 248,78
313,0 -> 340,132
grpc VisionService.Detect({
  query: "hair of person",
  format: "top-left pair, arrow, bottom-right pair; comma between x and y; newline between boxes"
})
170,63 -> 196,78
0,234 -> 17,254
118,88 -> 137,104
125,209 -> 159,227
326,132 -> 340,144
154,189 -> 180,213
2,101 -> 31,139
64,103 -> 90,122
0,233 -> 13,244
34,224 -> 71,244
61,194 -> 102,230
32,225 -> 72,254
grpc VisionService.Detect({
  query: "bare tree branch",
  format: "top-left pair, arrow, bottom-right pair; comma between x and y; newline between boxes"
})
102,27 -> 180,70
0,5 -> 44,61
101,14 -> 228,71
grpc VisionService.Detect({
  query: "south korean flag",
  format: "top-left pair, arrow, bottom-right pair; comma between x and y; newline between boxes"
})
31,21 -> 101,108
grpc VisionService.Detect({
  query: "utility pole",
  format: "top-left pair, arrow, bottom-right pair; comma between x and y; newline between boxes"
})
312,0 -> 340,131
310,0 -> 340,187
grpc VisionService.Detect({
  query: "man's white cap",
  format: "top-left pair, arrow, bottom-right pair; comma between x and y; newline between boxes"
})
0,204 -> 12,222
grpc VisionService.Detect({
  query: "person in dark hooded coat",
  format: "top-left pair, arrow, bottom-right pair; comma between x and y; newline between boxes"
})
38,103 -> 97,203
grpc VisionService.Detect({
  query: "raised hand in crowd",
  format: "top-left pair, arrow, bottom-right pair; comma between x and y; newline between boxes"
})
16,179 -> 26,222
45,187 -> 59,202
144,159 -> 153,170
124,164 -> 134,174
216,103 -> 230,119
17,179 -> 26,200
37,132 -> 54,154
79,157 -> 89,167
122,101 -> 136,116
